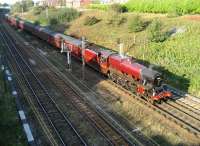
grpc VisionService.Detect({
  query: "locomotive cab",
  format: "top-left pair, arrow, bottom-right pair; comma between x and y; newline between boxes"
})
98,50 -> 115,74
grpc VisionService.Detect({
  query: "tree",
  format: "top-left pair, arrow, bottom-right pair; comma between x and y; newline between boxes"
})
3,3 -> 9,7
11,0 -> 34,13
11,2 -> 21,13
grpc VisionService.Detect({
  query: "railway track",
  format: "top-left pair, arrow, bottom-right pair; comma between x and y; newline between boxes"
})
166,85 -> 200,112
2,22 -> 138,146
0,24 -> 88,146
106,80 -> 200,136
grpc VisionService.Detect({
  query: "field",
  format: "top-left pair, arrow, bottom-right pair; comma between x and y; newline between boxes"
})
125,0 -> 200,14
18,8 -> 200,97
90,0 -> 200,15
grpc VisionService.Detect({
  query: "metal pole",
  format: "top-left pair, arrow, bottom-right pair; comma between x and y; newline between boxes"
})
66,44 -> 72,71
81,36 -> 85,80
81,36 -> 85,66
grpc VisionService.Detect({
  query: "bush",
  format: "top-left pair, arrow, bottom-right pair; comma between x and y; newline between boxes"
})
110,3 -> 127,13
107,13 -> 127,26
52,8 -> 80,23
84,16 -> 101,26
129,15 -> 146,32
147,19 -> 168,42
34,20 -> 40,25
167,5 -> 183,17
36,8 -> 80,25
49,18 -> 58,25
11,0 -> 34,13
117,17 -> 127,25
32,6 -> 44,15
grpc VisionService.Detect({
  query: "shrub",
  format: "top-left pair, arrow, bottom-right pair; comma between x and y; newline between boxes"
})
54,8 -> 80,23
32,6 -> 44,15
129,15 -> 146,32
84,16 -> 101,26
34,20 -> 40,25
37,8 -> 80,25
147,19 -> 168,42
167,5 -> 183,17
49,18 -> 58,25
117,17 -> 127,25
11,0 -> 34,13
110,3 -> 127,13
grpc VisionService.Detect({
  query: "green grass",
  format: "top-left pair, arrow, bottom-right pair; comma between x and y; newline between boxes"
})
88,4 -> 109,11
89,0 -> 200,14
125,0 -> 200,14
0,70 -> 27,146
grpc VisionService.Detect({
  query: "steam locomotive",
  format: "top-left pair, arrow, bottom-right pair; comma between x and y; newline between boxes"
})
5,14 -> 172,104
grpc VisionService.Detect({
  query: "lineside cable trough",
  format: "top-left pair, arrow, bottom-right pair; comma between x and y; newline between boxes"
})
1,58 -> 35,146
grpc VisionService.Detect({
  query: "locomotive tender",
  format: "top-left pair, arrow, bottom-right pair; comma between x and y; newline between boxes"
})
5,14 -> 172,104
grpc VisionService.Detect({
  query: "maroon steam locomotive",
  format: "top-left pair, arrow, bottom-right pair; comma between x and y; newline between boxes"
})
5,14 -> 172,104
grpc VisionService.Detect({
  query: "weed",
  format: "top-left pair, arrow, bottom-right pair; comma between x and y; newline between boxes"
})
84,16 -> 101,26
110,3 -> 127,13
147,19 -> 168,42
49,18 -> 58,25
34,20 -> 40,25
129,15 -> 146,32
32,6 -> 44,15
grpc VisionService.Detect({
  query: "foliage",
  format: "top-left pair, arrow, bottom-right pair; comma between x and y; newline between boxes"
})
167,5 -> 183,17
129,15 -> 146,32
11,0 -> 34,13
147,19 -> 168,42
89,4 -> 109,11
84,16 -> 101,26
117,17 -> 127,25
106,12 -> 127,26
125,0 -> 200,14
49,18 -> 58,25
109,3 -> 127,13
55,8 -> 80,23
32,6 -> 44,15
34,20 -> 40,25
37,8 -> 80,25
89,4 -> 127,13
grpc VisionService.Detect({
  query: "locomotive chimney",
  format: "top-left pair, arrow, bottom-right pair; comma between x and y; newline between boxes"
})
117,38 -> 124,58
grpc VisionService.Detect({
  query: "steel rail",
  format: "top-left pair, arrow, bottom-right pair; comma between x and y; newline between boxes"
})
0,27 -> 87,146
3,23 -> 137,146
